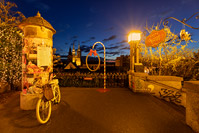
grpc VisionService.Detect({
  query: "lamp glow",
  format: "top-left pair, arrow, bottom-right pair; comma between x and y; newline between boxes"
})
128,32 -> 141,42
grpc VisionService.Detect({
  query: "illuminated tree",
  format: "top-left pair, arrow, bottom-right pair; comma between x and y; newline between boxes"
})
192,50 -> 199,80
0,1 -> 25,26
0,24 -> 23,90
53,48 -> 63,72
140,20 -> 198,80
0,1 -> 25,90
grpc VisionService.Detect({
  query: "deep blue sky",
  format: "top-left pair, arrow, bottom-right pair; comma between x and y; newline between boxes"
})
11,0 -> 199,59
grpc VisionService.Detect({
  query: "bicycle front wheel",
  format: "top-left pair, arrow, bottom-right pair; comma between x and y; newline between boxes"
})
36,98 -> 51,124
54,86 -> 61,104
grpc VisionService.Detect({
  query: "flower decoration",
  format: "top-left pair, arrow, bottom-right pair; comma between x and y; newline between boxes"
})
180,29 -> 191,41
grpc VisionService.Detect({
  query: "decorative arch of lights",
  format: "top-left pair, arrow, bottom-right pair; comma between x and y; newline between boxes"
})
86,41 -> 107,90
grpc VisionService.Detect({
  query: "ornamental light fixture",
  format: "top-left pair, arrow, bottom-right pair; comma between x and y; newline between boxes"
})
128,31 -> 142,43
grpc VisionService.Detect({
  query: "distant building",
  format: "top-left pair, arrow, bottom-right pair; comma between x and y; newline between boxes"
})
115,55 -> 129,67
115,57 -> 121,67
64,43 -> 119,72
72,42 -> 81,66
67,42 -> 81,66
64,62 -> 77,69
115,55 -> 130,72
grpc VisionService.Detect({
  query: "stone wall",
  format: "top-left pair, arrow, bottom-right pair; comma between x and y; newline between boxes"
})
184,81 -> 199,132
128,73 -> 185,107
145,76 -> 185,107
128,72 -> 148,92
128,73 -> 199,132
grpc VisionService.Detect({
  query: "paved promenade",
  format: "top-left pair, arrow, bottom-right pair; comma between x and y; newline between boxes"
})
0,87 -> 193,133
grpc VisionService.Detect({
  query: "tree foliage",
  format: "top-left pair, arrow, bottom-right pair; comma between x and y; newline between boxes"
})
0,1 -> 25,90
0,25 -> 23,89
53,48 -> 63,72
140,21 -> 198,80
0,1 -> 25,26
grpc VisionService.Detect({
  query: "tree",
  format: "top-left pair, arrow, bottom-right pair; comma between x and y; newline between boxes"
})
140,20 -> 198,80
0,1 -> 25,90
0,1 -> 25,26
191,50 -> 199,80
53,48 -> 63,72
0,25 -> 23,90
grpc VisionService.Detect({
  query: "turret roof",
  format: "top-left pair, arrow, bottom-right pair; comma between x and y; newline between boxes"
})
18,11 -> 56,34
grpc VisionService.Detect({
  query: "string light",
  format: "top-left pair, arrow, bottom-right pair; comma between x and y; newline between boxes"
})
0,25 -> 23,89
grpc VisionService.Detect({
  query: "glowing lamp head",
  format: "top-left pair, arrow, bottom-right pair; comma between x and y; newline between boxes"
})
128,31 -> 141,43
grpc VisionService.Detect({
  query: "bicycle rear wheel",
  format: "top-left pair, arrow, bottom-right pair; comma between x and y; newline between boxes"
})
54,86 -> 61,104
36,98 -> 51,124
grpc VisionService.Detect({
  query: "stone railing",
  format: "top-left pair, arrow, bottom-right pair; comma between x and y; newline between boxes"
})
184,81 -> 199,132
145,76 -> 185,106
128,72 -> 199,132
128,73 -> 185,107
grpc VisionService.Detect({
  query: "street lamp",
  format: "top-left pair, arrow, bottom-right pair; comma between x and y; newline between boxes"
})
128,30 -> 142,73
128,32 -> 141,42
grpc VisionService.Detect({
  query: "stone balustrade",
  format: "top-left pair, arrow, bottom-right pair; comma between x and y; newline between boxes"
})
184,81 -> 199,132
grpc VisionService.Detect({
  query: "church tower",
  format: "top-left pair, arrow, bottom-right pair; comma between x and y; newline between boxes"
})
69,47 -> 72,55
67,47 -> 72,62
72,43 -> 76,63
76,42 -> 81,66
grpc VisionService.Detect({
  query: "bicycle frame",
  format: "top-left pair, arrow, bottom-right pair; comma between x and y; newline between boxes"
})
36,78 -> 60,124
49,79 -> 59,102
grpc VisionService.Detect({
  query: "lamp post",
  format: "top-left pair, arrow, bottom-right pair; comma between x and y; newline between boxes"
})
127,31 -> 142,91
128,31 -> 142,73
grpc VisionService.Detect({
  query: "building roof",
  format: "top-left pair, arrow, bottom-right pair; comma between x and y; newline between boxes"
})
64,62 -> 79,69
18,11 -> 56,34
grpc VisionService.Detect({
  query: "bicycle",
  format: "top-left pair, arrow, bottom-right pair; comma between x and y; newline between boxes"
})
36,76 -> 61,124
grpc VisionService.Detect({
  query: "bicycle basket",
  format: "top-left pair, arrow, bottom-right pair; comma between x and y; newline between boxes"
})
49,79 -> 58,84
44,84 -> 54,100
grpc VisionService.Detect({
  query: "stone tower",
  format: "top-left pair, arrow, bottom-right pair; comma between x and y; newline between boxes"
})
72,43 -> 76,63
67,47 -> 72,62
18,11 -> 56,110
76,42 -> 81,66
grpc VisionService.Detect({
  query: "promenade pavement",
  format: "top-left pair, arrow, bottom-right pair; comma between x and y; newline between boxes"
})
0,87 -> 194,133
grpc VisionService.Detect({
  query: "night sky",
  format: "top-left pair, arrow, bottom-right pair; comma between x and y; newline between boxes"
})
11,0 -> 199,59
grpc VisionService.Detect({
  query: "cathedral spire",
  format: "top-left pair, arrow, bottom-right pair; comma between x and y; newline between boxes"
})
72,42 -> 75,51
72,42 -> 76,63
78,41 -> 80,51
76,41 -> 81,66
68,47 -> 72,55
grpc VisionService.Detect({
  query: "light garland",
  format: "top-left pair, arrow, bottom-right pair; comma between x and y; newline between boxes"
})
0,25 -> 23,89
